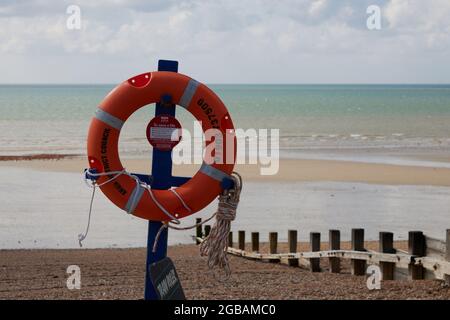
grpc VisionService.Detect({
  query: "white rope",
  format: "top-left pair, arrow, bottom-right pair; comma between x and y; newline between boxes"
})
79,169 -> 136,247
83,169 -> 127,188
81,168 -> 243,281
199,172 -> 243,280
142,184 -> 180,222
80,169 -> 191,247
78,186 -> 96,247
143,186 -> 219,252
170,188 -> 192,213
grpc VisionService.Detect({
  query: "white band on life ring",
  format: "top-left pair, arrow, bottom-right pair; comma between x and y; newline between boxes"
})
200,162 -> 231,182
124,184 -> 145,214
95,108 -> 124,131
178,79 -> 199,109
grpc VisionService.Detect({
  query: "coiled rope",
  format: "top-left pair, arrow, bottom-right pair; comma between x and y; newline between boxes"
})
80,168 -> 242,278
199,172 -> 242,280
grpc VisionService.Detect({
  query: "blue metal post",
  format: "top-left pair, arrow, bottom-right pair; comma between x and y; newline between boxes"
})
144,59 -> 179,300
140,59 -> 234,299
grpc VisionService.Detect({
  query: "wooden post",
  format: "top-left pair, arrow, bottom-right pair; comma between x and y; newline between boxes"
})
269,232 -> 278,254
288,230 -> 298,267
446,229 -> 450,261
379,232 -> 395,280
228,231 -> 233,248
204,225 -> 211,238
310,232 -> 320,272
351,228 -> 366,276
195,218 -> 202,244
251,232 -> 259,252
238,230 -> 245,251
408,231 -> 425,280
329,230 -> 340,273
446,229 -> 450,286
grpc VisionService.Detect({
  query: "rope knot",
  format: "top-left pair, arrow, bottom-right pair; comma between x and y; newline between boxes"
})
216,194 -> 238,222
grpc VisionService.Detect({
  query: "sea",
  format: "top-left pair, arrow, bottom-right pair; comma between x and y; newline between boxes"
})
1,84 -> 450,160
1,84 -> 450,248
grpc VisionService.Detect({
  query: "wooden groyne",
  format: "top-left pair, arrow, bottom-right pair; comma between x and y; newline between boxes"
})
194,223 -> 450,285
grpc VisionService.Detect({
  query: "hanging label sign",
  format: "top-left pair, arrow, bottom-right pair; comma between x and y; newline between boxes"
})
146,115 -> 182,151
149,257 -> 185,300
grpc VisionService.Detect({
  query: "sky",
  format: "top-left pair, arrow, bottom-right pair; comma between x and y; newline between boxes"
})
0,0 -> 449,84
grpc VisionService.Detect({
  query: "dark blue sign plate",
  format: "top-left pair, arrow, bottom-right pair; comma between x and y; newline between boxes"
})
149,257 -> 185,300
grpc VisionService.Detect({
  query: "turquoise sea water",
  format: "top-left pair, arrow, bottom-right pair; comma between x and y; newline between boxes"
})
1,84 -> 450,157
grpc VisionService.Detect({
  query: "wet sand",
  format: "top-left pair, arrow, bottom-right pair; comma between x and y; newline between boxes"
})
2,156 -> 450,249
0,154 -> 77,161
2,156 -> 450,186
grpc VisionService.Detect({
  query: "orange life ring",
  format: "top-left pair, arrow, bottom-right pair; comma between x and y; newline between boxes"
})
87,71 -> 236,221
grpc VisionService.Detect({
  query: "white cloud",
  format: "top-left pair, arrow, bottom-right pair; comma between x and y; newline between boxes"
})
383,0 -> 450,53
308,0 -> 328,17
0,0 -> 449,83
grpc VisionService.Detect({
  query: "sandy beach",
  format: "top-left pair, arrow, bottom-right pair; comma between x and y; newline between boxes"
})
1,241 -> 450,300
2,154 -> 450,186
